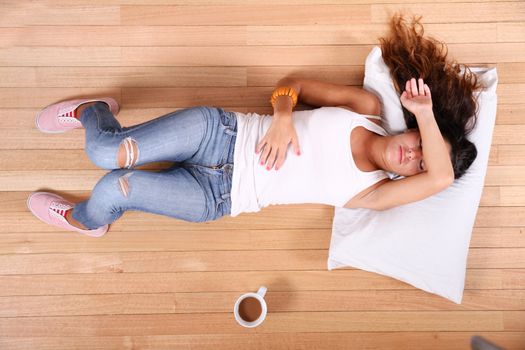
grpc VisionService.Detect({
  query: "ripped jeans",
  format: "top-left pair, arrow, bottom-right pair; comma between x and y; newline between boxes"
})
71,102 -> 237,229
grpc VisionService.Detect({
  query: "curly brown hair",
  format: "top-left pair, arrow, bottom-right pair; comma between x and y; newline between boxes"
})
378,13 -> 485,179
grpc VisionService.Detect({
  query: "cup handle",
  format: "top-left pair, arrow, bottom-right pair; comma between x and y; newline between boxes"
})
257,286 -> 267,298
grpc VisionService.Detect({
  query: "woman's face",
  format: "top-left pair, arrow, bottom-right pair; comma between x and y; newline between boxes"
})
384,128 -> 452,177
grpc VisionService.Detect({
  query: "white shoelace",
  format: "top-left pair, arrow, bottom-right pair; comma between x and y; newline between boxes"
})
49,201 -> 73,223
57,108 -> 81,125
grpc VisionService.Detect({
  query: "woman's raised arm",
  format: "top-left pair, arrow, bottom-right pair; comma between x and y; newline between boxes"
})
346,78 -> 454,211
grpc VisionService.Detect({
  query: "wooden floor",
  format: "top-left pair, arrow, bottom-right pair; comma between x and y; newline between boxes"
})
1,1 -> 524,349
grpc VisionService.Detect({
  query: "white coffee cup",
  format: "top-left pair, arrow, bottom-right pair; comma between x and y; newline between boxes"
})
233,286 -> 267,328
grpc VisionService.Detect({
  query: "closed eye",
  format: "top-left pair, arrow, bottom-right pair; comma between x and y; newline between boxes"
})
419,138 -> 424,171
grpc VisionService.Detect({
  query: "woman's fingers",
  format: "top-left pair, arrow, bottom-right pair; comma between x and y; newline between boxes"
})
418,78 -> 425,95
410,78 -> 418,96
275,156 -> 284,171
268,148 -> 280,170
275,146 -> 288,170
255,138 -> 266,154
424,83 -> 431,96
267,146 -> 282,170
405,80 -> 412,98
405,77 -> 430,98
259,142 -> 278,170
291,136 -> 301,156
259,144 -> 271,165
259,144 -> 288,170
257,130 -> 302,170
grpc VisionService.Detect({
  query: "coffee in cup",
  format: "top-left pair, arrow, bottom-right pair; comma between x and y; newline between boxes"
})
233,286 -> 267,327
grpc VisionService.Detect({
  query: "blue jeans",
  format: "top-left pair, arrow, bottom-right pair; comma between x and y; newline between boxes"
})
71,103 -> 237,229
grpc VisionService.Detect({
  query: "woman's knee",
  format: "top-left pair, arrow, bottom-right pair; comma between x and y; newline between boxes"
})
91,170 -> 134,209
85,138 -> 118,169
86,137 -> 139,170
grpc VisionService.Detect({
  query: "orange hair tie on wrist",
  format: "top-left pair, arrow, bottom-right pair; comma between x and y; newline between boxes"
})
270,86 -> 298,108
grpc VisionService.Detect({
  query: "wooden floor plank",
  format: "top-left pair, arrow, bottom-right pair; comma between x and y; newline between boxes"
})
0,4 -> 120,27
0,333 -> 523,350
0,227 -> 523,254
3,0 -> 522,5
0,63 -> 517,88
1,63 -> 520,88
0,229 -> 330,253
1,44 -> 524,67
121,4 -> 371,26
0,289 -> 523,318
371,2 -> 525,23
0,248 -> 523,275
480,186 -> 525,206
0,269 -> 523,296
1,311 -> 523,336
0,66 -> 248,88
3,22 -> 520,47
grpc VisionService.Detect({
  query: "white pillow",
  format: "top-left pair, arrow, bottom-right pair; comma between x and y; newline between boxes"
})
327,46 -> 498,304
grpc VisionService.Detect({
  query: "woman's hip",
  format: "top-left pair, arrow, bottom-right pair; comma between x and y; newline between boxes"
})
182,106 -> 238,167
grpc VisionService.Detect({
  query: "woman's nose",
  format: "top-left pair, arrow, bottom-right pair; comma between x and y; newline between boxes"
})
407,148 -> 422,160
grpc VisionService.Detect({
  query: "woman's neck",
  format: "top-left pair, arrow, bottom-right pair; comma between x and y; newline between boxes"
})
366,133 -> 391,172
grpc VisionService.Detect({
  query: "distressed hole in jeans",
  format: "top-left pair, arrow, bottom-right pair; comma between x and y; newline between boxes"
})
118,172 -> 133,197
118,137 -> 139,169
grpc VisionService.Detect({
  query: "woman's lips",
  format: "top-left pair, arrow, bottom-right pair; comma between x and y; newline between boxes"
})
399,146 -> 402,164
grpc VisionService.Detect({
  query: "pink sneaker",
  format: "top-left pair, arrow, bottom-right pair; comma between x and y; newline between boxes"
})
27,192 -> 108,237
35,97 -> 119,134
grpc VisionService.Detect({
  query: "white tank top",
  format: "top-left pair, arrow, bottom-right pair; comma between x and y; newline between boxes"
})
230,106 -> 392,217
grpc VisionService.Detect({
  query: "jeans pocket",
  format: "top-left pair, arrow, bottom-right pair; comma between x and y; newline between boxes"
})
215,198 -> 225,214
218,109 -> 237,135
215,109 -> 237,165
215,193 -> 231,217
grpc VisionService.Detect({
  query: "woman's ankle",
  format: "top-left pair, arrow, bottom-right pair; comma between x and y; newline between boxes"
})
65,209 -> 89,230
75,102 -> 98,120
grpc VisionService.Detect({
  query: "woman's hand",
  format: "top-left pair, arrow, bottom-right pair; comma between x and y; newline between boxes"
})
400,77 -> 433,116
255,114 -> 301,171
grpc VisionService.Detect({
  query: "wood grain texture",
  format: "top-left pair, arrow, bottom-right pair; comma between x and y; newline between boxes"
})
0,290 -> 524,317
1,1 -> 524,349
0,333 -> 524,350
0,248 -> 524,275
0,269 -> 524,296
1,312 -> 521,336
2,44 -> 525,66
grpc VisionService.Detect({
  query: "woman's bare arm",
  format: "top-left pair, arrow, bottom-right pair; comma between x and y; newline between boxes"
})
273,77 -> 381,116
416,109 -> 454,180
